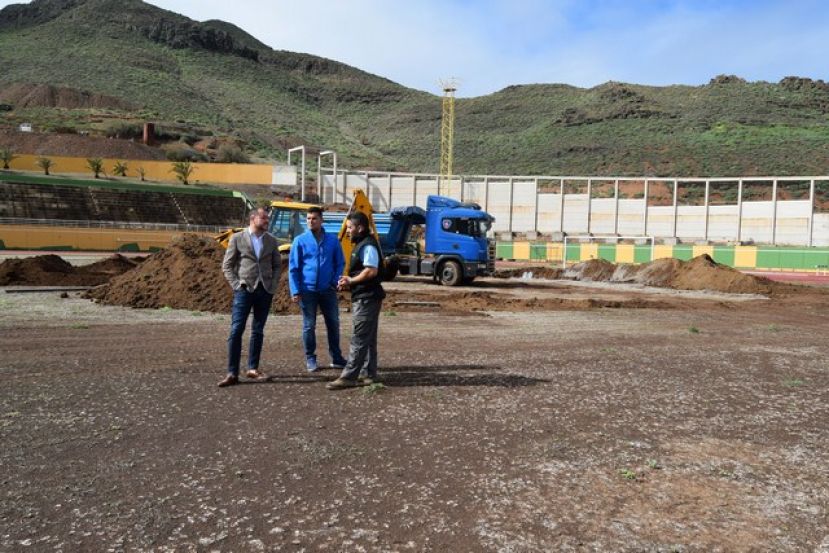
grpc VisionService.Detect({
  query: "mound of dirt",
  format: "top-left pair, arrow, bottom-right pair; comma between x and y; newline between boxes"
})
562,254 -> 775,295
669,254 -> 774,295
85,234 -> 301,314
565,258 -> 617,281
0,254 -> 137,286
493,266 -> 563,280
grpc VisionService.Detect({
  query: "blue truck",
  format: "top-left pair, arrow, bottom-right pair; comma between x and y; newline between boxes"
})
266,194 -> 496,286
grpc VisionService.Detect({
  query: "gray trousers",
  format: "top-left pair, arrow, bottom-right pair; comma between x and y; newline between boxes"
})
340,297 -> 382,381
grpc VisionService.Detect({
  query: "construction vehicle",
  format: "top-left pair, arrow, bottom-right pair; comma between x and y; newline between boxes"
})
216,191 -> 496,286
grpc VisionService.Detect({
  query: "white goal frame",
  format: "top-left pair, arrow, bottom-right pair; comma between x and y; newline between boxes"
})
562,235 -> 655,268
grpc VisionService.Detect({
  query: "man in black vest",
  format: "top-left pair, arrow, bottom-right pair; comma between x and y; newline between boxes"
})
328,211 -> 386,390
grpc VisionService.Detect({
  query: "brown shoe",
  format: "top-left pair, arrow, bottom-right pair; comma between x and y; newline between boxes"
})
326,378 -> 359,390
218,374 -> 239,387
245,369 -> 267,380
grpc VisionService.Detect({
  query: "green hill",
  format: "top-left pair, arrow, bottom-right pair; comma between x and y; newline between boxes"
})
2,0 -> 829,177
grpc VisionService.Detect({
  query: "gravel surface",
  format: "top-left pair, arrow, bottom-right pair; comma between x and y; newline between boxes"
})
1,286 -> 828,552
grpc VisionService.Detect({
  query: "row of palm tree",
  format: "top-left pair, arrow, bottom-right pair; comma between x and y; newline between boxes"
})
0,149 -> 196,184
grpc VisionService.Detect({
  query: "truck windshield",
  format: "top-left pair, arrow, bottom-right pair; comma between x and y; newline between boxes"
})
270,210 -> 304,242
442,217 -> 491,237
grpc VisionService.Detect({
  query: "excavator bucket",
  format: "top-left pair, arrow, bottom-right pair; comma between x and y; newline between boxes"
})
337,189 -> 382,274
214,227 -> 243,249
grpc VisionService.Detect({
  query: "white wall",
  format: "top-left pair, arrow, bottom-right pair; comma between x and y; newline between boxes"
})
321,171 -> 825,246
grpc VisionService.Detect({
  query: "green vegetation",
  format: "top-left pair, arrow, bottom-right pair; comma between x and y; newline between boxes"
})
688,326 -> 700,334
618,468 -> 637,480
0,147 -> 14,169
36,157 -> 53,175
87,157 -> 103,178
362,382 -> 386,395
112,160 -> 128,176
2,2 -> 829,176
171,160 -> 194,184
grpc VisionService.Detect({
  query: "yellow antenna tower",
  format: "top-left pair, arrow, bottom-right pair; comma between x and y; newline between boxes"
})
439,78 -> 458,194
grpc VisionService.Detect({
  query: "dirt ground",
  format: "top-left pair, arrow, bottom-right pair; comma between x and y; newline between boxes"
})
1,269 -> 828,552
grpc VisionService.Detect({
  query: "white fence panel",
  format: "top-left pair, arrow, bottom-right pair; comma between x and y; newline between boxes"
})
562,194 -> 589,234
741,201 -> 774,244
537,193 -> 562,234
647,206 -> 674,238
512,180 -> 537,233
589,198 -> 616,234
487,181 -> 513,233
708,205 -> 739,242
676,206 -> 706,240
775,200 -> 811,245
617,199 -> 646,235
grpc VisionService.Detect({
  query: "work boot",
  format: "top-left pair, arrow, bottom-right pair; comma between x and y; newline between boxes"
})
326,378 -> 359,390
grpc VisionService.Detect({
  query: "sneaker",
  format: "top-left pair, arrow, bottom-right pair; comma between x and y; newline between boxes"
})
306,358 -> 320,373
326,378 -> 359,390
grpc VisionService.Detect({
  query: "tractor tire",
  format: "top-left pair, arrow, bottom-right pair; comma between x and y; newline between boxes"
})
382,256 -> 400,282
438,260 -> 463,286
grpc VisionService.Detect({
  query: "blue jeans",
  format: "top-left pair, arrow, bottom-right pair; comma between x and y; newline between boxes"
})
227,284 -> 273,375
299,288 -> 346,365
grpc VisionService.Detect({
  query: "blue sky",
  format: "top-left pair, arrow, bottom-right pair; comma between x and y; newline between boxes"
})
2,0 -> 827,97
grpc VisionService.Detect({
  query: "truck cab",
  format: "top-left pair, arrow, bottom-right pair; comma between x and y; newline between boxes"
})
420,195 -> 494,285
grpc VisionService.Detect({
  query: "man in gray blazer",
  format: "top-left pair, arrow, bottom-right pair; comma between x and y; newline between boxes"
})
218,207 -> 282,387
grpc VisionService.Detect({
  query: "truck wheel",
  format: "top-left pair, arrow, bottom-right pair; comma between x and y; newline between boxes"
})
438,260 -> 463,286
382,256 -> 399,281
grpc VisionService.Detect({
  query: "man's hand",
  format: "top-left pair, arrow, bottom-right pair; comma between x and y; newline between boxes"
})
337,276 -> 351,291
291,294 -> 301,303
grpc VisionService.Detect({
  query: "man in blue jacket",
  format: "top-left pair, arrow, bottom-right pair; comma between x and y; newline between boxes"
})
289,206 -> 348,372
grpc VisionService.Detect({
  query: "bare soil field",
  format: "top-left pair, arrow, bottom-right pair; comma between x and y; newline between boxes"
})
1,271 -> 828,552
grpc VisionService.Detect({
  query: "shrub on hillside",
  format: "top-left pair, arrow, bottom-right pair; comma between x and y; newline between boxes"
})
105,121 -> 142,139
165,143 -> 208,162
216,144 -> 250,164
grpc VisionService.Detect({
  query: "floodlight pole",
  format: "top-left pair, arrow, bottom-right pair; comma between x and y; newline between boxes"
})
318,150 -> 337,203
287,146 -> 306,201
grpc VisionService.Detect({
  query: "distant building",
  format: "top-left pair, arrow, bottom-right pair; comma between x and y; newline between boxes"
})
19,123 -> 32,132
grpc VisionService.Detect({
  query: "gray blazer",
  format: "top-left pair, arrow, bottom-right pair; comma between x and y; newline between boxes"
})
222,229 -> 282,294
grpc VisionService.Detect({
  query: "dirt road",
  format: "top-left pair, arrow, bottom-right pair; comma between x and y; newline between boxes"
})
1,279 -> 828,551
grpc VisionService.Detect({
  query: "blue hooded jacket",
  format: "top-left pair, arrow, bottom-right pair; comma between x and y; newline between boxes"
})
288,229 -> 345,295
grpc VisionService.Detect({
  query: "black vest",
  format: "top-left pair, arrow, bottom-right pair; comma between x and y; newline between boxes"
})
349,235 -> 385,301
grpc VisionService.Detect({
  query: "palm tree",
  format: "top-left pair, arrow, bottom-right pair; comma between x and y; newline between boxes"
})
113,160 -> 128,177
171,161 -> 195,185
0,148 -> 15,169
87,158 -> 104,178
36,157 -> 53,175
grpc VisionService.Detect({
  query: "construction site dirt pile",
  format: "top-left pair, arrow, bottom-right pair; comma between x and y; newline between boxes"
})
85,234 -> 302,314
0,254 -> 138,286
493,266 -> 563,280
566,254 -> 775,295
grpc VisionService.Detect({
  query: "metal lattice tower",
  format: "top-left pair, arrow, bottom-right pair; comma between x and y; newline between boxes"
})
439,79 -> 458,193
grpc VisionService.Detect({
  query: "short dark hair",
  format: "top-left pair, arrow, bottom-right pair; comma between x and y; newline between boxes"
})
307,206 -> 323,217
348,211 -> 369,229
249,207 -> 267,219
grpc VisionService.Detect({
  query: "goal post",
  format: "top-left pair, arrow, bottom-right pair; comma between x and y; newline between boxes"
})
561,235 -> 655,268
